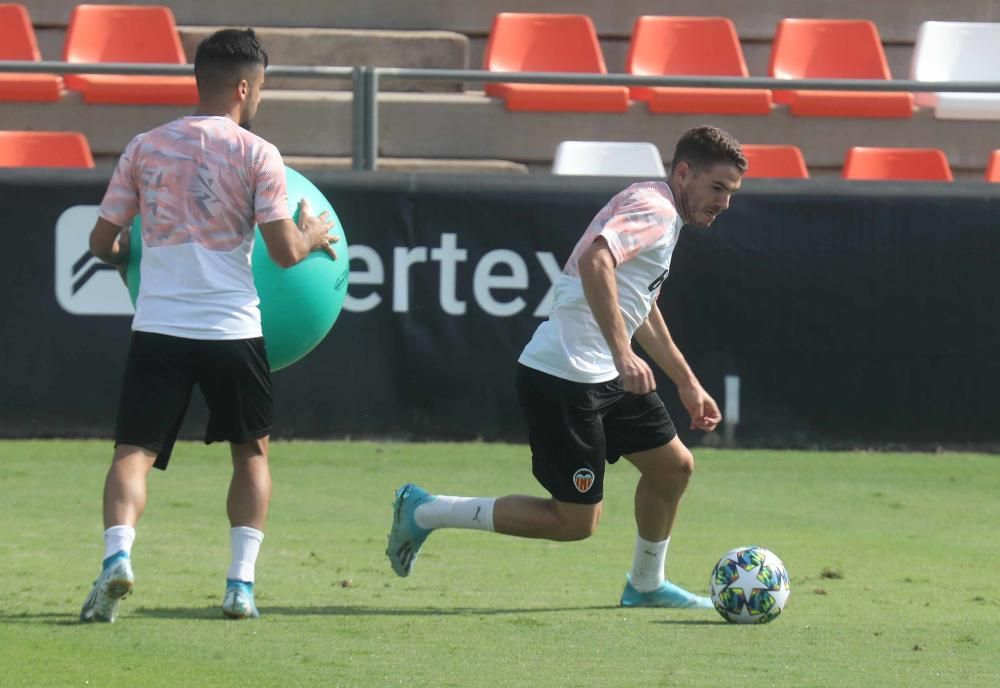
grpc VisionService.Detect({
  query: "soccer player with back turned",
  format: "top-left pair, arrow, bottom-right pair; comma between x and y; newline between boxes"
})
388,126 -> 746,608
81,28 -> 337,622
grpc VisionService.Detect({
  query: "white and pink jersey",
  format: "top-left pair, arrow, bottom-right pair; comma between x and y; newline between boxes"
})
99,116 -> 290,340
519,181 -> 683,383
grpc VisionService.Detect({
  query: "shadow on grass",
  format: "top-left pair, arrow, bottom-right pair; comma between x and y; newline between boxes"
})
129,605 -> 722,624
132,604 -> 617,619
0,606 -> 722,625
1,608 -> 237,624
651,618 -> 724,626
0,611 -> 82,626
132,605 -> 225,621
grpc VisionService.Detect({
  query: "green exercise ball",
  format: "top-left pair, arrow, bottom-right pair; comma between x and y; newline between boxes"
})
126,166 -> 349,371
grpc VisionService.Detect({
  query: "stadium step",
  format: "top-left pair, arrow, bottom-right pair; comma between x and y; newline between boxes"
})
2,89 -> 997,175
27,0 -> 992,44
179,27 -> 469,93
282,156 -> 528,174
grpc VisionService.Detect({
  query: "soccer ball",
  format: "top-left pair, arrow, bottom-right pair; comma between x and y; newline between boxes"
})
709,545 -> 790,624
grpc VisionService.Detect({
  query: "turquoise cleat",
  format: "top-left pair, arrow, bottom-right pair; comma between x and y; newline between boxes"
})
619,574 -> 714,609
80,550 -> 134,623
386,483 -> 436,577
222,579 -> 260,619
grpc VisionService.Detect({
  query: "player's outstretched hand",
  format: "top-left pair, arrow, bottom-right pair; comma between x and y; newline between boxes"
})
679,383 -> 722,432
297,198 -> 338,260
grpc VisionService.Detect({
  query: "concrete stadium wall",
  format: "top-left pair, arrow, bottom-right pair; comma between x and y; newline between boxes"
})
3,93 -> 996,176
12,0 -> 1000,175
374,98 -> 1000,176
27,0 -> 1000,78
24,0 -> 1000,41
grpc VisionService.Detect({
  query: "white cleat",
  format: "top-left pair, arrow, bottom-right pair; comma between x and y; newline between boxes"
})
80,552 -> 134,623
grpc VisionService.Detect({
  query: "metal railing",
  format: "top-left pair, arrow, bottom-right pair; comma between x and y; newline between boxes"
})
4,60 -> 1000,171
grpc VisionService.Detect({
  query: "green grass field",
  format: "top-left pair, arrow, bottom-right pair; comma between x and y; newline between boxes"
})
0,440 -> 997,687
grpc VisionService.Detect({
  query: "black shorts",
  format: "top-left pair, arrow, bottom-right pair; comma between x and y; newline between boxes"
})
114,331 -> 273,470
516,363 -> 677,505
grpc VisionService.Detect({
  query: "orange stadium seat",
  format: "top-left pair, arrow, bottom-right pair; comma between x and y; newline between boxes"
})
0,131 -> 95,168
62,4 -> 197,105
842,147 -> 952,181
769,19 -> 913,118
741,144 -> 809,178
0,4 -> 63,102
986,151 -> 1000,182
483,13 -> 629,112
626,16 -> 771,115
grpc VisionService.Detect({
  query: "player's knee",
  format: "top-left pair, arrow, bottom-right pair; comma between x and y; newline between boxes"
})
649,444 -> 694,495
231,436 -> 269,465
553,503 -> 601,541
676,446 -> 695,480
109,445 -> 156,476
563,520 -> 598,541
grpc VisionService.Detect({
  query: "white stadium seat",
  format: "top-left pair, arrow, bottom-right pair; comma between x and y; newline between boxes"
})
911,21 -> 1000,120
552,140 -> 667,177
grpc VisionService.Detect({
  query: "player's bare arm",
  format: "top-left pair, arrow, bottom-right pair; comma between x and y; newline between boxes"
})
634,305 -> 722,432
89,217 -> 129,265
259,198 -> 337,267
578,236 -> 656,395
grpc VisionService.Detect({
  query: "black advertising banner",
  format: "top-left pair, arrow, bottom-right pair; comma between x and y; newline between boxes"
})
2,169 -> 1000,449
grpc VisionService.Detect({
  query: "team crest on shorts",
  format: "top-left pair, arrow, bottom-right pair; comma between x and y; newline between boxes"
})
573,468 -> 595,493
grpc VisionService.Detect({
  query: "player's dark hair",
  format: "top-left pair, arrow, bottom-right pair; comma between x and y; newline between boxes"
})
194,28 -> 268,96
671,125 -> 748,174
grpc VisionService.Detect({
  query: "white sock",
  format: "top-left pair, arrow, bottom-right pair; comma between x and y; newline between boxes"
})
414,496 -> 496,532
227,526 -> 264,583
629,535 -> 670,593
103,525 -> 136,561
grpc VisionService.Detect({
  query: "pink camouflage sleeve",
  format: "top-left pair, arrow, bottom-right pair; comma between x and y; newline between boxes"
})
252,142 -> 291,225
97,136 -> 142,228
598,189 -> 677,265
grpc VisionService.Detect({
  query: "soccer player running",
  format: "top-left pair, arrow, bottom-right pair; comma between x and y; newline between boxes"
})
388,126 -> 746,608
80,29 -> 337,623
